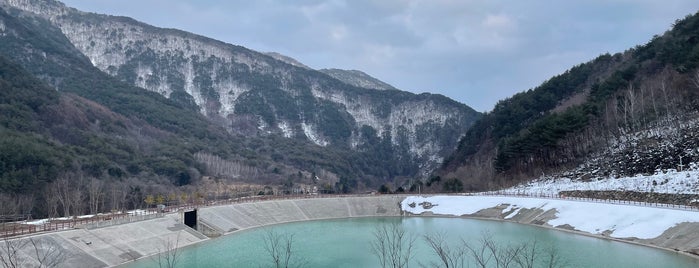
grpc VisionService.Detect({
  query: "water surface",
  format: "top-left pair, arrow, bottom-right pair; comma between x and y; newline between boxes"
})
121,217 -> 698,267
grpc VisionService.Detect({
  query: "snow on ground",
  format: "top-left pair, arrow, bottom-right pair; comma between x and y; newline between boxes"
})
402,195 -> 699,239
25,219 -> 49,225
127,209 -> 148,215
505,165 -> 699,195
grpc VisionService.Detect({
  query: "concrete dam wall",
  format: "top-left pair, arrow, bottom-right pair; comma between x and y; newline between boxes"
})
197,196 -> 405,235
4,195 -> 699,267
0,196 -> 404,267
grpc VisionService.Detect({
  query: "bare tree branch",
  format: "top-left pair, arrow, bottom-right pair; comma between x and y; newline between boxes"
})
371,222 -> 415,268
262,229 -> 305,268
156,231 -> 182,268
422,232 -> 466,268
29,238 -> 68,268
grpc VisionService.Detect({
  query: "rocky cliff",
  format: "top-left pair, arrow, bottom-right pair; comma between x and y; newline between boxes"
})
4,0 -> 480,177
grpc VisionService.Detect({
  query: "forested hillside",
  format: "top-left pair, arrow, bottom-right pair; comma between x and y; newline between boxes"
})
1,0 -> 480,181
439,11 -> 699,190
0,4 -> 475,218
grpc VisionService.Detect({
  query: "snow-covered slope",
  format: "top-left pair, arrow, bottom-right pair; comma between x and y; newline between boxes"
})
319,68 -> 398,91
506,164 -> 699,195
402,195 -> 699,239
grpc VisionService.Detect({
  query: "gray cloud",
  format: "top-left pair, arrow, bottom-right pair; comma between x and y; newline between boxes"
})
62,0 -> 699,111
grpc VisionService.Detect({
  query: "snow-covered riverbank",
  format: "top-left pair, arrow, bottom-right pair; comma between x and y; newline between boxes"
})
401,195 -> 699,239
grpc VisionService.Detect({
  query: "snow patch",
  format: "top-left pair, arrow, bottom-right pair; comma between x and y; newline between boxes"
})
26,219 -> 49,225
278,121 -> 294,138
402,195 -> 699,239
218,82 -> 248,116
302,122 -> 328,146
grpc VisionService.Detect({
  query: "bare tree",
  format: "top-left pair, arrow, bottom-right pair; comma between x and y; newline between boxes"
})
54,175 -> 73,217
262,229 -> 305,268
155,231 -> 182,268
0,237 -> 66,268
43,185 -> 60,219
659,73 -> 672,120
87,178 -> 104,215
0,236 -> 28,268
422,232 -> 466,268
69,176 -> 86,217
28,238 -> 68,268
107,181 -> 129,212
0,193 -> 30,223
541,245 -> 566,268
463,232 -> 495,268
512,240 -> 539,268
422,232 -> 567,268
371,223 -> 416,268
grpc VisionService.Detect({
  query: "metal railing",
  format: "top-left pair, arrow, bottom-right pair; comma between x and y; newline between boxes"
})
0,193 -> 367,238
468,191 -> 699,211
2,191 -> 697,238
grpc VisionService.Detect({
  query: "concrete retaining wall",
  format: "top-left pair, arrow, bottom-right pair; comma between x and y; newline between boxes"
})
0,196 -> 404,268
197,196 -> 404,235
0,214 -> 207,268
5,195 -> 697,267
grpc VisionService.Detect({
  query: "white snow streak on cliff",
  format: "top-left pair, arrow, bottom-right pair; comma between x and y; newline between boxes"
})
302,122 -> 328,147
278,121 -> 294,138
218,82 -> 248,116
310,87 -> 456,161
27,8 -> 264,116
6,0 -> 469,170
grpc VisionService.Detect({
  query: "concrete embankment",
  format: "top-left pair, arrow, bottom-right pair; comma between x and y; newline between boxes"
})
402,195 -> 699,258
5,195 -> 699,267
1,214 -> 207,268
197,196 -> 404,235
466,203 -> 699,255
0,196 -> 404,267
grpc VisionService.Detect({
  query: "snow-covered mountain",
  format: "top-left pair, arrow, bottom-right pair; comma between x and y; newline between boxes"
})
3,0 -> 481,177
319,68 -> 399,91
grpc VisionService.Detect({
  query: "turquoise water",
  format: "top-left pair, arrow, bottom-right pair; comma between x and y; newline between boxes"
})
121,217 -> 699,268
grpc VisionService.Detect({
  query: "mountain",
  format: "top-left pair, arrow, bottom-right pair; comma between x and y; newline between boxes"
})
319,68 -> 399,91
0,0 -> 482,212
3,0 -> 480,181
265,52 -> 311,69
437,11 -> 699,191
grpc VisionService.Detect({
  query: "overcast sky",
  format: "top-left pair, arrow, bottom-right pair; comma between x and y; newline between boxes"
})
61,0 -> 699,112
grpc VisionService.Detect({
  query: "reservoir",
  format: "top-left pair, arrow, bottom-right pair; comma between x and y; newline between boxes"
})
121,217 -> 699,267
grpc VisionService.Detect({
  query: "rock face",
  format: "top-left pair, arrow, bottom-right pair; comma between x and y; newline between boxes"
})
4,0 -> 481,177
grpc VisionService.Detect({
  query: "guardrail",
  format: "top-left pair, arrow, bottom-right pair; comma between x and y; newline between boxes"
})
468,191 -> 699,211
0,193 -> 368,238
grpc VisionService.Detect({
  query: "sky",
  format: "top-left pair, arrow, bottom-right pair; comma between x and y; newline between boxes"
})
60,0 -> 699,112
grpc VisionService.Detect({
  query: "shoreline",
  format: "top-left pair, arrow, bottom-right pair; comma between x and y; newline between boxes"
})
413,213 -> 699,262
7,195 -> 698,267
118,212 -> 699,267
401,195 -> 699,262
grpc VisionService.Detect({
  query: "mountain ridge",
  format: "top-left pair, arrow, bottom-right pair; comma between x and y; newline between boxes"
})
319,68 -> 399,91
3,0 -> 481,179
437,11 -> 699,191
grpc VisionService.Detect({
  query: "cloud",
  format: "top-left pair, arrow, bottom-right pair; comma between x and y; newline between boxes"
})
482,14 -> 514,29
61,0 -> 699,111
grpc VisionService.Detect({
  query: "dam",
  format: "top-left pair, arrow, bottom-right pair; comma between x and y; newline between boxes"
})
4,195 -> 699,267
